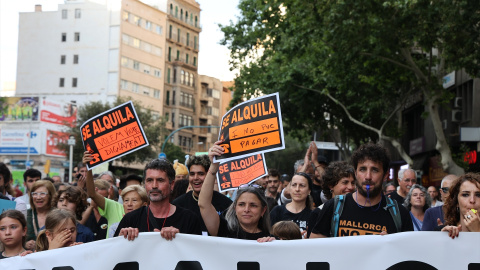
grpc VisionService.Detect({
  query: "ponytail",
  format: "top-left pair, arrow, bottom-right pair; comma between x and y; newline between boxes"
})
35,230 -> 49,251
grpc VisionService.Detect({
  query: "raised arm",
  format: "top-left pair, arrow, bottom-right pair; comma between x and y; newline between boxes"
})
83,151 -> 106,210
198,141 -> 224,236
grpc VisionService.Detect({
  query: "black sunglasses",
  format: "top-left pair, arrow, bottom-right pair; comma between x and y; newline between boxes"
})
440,187 -> 450,193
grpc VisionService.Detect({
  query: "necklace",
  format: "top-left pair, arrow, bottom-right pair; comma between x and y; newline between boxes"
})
192,192 -> 198,202
147,205 -> 169,232
2,249 -> 25,258
355,192 -> 382,212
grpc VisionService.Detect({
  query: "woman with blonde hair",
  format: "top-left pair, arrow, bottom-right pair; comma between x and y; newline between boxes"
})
26,180 -> 56,249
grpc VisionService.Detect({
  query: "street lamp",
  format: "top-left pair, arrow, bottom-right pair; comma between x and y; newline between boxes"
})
68,135 -> 76,183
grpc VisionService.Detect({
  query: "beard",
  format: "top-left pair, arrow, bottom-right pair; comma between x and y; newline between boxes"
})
148,188 -> 167,202
356,180 -> 383,199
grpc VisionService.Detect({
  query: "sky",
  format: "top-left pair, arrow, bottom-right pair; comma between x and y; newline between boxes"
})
0,0 -> 240,92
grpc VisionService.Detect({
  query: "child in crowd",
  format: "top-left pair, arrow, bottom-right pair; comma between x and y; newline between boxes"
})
54,186 -> 94,243
35,209 -> 82,251
0,210 -> 32,259
272,221 -> 302,240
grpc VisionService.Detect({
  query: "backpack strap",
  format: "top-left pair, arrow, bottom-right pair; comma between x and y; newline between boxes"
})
330,195 -> 345,237
383,196 -> 402,233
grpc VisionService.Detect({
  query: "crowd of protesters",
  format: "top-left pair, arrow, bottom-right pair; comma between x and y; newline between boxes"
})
1,141 -> 479,260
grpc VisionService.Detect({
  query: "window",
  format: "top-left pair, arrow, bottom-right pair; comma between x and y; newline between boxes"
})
59,78 -> 65,87
190,14 -> 193,24
194,36 -> 197,50
156,25 -> 162,35
143,86 -> 150,95
133,61 -> 140,70
61,33 -> 67,42
154,89 -> 160,99
73,55 -> 79,64
132,83 -> 139,93
185,11 -> 189,22
134,16 -> 141,26
121,56 -> 128,67
166,91 -> 170,105
143,64 -> 150,74
122,11 -> 129,21
72,78 -> 78,87
195,16 -> 198,27
167,68 -> 171,84
60,55 -> 66,64
120,80 -> 129,89
145,21 -> 151,30
193,57 -> 197,66
62,9 -> 67,19
168,47 -> 172,61
177,29 -> 180,43
169,25 -> 172,39
186,71 -> 190,86
186,33 -> 190,46
173,69 -> 177,83
154,69 -> 161,78
176,50 -> 180,61
170,4 -> 173,15
180,9 -> 183,20
190,74 -> 194,87
75,9 -> 81,19
133,38 -> 140,48
175,6 -> 178,17
181,70 -> 185,84
172,90 -> 176,105
74,32 -> 80,42
186,54 -> 189,64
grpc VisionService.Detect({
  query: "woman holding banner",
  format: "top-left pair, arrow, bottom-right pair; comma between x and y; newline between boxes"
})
441,173 -> 480,238
199,141 -> 274,241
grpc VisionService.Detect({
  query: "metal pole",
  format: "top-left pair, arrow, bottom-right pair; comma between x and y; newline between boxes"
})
69,144 -> 73,183
26,121 -> 32,169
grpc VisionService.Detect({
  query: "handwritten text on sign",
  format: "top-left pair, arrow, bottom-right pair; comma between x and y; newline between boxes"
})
215,93 -> 285,162
80,101 -> 149,170
217,154 -> 267,192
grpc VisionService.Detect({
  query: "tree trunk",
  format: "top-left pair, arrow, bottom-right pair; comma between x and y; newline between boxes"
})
425,94 -> 465,175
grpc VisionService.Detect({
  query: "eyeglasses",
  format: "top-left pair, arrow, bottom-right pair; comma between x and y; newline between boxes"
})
440,187 -> 450,193
238,183 -> 262,190
31,192 -> 48,198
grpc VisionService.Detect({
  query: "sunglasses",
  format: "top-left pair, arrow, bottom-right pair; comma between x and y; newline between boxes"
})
440,187 -> 450,193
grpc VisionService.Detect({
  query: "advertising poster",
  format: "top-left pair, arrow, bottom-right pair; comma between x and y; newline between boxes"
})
46,130 -> 69,157
80,101 -> 149,170
214,93 -> 285,162
0,97 -> 39,121
217,154 -> 267,192
0,128 -> 41,154
40,98 -> 77,127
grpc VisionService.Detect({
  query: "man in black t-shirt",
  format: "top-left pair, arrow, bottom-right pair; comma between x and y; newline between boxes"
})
114,159 -> 202,240
172,155 -> 231,234
310,143 -> 413,238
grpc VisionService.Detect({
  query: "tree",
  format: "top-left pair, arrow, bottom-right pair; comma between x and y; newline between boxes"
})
61,97 -> 183,167
221,0 -> 480,174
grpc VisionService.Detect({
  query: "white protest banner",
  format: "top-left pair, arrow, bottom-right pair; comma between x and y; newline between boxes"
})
214,93 -> 285,163
1,232 -> 478,269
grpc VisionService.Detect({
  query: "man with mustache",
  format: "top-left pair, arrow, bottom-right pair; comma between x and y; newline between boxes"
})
310,143 -> 413,238
114,159 -> 202,240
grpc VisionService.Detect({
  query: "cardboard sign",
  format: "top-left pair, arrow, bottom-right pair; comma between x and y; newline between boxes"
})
80,101 -> 149,170
217,153 -> 267,192
214,93 -> 284,162
0,199 -> 16,213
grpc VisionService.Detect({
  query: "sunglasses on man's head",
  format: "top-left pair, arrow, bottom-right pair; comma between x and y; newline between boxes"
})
440,187 -> 450,193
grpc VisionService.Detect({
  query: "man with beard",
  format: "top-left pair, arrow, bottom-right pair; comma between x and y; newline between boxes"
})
114,159 -> 202,240
310,143 -> 413,238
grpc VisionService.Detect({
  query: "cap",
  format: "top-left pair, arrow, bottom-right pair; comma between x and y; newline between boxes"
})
173,161 -> 188,176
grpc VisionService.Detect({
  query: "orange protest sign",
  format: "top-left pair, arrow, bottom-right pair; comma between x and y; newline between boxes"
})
217,154 -> 267,192
214,93 -> 285,163
80,101 -> 149,170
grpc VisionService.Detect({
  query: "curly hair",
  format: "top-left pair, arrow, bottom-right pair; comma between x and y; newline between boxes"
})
402,184 -> 432,212
321,161 -> 355,200
144,159 -> 176,183
54,186 -> 88,221
444,173 -> 480,226
351,143 -> 390,176
186,155 -> 211,172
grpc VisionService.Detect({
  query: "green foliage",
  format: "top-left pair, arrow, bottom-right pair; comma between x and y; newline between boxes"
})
221,0 -> 480,166
60,97 -> 171,167
452,143 -> 470,172
163,142 -> 187,164
264,134 -> 307,175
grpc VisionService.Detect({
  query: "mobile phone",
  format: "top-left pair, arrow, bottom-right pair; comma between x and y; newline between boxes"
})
76,173 -> 82,179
